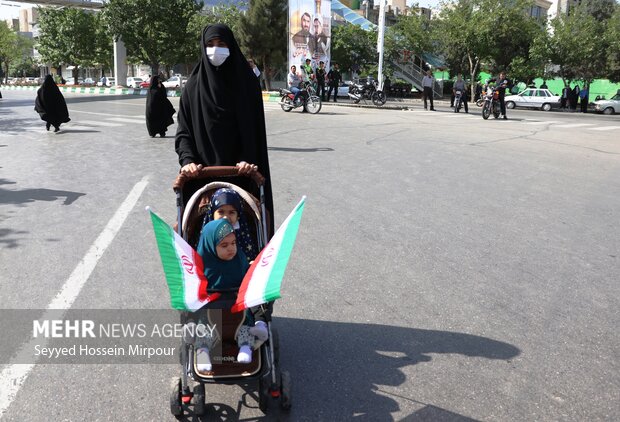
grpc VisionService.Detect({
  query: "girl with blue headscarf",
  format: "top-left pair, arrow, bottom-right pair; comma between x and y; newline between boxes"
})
202,188 -> 259,262
195,219 -> 262,372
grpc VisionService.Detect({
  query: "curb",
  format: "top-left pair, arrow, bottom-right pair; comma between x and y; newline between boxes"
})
2,85 -> 442,110
0,84 -> 182,97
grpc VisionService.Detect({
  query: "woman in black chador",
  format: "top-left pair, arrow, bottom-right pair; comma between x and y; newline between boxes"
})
175,24 -> 274,231
34,75 -> 70,132
146,75 -> 175,137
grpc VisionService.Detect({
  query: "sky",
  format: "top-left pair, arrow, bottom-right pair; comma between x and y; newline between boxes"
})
1,0 -> 443,21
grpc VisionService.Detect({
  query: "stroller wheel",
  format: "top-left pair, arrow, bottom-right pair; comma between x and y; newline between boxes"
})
193,383 -> 206,416
170,377 -> 183,417
258,376 -> 270,413
280,371 -> 292,411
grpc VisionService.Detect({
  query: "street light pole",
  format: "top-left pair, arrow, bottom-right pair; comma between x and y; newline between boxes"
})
376,0 -> 386,91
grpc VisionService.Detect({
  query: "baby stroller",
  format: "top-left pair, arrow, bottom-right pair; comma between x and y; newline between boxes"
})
169,166 -> 291,417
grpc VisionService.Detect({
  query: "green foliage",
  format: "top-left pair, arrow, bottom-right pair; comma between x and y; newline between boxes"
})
390,13 -> 433,58
185,3 -> 246,69
331,24 -> 376,74
238,0 -> 287,90
0,23 -> 35,81
604,5 -> 620,82
433,0 -> 487,92
531,3 -> 608,84
102,0 -> 202,74
36,7 -> 98,79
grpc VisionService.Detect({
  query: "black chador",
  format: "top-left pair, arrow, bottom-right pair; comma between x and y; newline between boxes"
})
34,75 -> 70,132
175,24 -> 273,231
146,75 -> 175,137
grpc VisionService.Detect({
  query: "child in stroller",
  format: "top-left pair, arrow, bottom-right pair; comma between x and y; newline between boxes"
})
170,166 -> 290,416
194,219 -> 264,371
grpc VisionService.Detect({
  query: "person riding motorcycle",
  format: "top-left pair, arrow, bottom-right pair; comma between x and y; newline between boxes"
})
488,71 -> 511,119
453,74 -> 468,113
287,65 -> 303,104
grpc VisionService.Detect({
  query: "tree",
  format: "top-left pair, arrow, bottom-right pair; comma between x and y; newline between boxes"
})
389,11 -> 433,69
182,4 -> 247,75
102,0 -> 202,76
91,12 -> 114,77
531,3 -> 608,87
603,4 -> 620,82
238,0 -> 287,90
0,22 -> 33,81
36,7 -> 98,82
434,0 -> 488,98
331,24 -> 376,76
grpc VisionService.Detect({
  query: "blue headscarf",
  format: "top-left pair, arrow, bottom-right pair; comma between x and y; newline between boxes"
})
202,188 -> 259,262
197,219 -> 249,291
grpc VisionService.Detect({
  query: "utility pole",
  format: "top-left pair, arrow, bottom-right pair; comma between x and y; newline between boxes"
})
376,0 -> 386,91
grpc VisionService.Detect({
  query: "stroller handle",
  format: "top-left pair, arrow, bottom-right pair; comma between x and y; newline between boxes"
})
173,166 -> 265,192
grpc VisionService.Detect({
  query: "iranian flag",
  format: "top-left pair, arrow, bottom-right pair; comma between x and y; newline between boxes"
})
148,208 -> 220,311
232,196 -> 306,313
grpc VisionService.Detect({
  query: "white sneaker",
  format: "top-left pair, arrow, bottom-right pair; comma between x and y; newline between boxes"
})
249,321 -> 269,341
237,345 -> 252,364
196,347 -> 212,372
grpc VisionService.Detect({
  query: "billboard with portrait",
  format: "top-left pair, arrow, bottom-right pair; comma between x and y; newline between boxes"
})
288,0 -> 332,73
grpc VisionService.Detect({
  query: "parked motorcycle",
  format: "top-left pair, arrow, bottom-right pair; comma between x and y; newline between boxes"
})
454,89 -> 463,113
280,82 -> 322,114
348,78 -> 387,106
481,85 -> 501,120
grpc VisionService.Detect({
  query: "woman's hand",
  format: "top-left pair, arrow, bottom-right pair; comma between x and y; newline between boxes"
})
236,161 -> 258,175
181,163 -> 203,176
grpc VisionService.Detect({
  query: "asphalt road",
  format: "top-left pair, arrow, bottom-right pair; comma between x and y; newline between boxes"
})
0,90 -> 619,421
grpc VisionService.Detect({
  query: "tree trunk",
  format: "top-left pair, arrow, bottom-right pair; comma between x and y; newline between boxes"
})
262,55 -> 271,91
73,67 -> 79,84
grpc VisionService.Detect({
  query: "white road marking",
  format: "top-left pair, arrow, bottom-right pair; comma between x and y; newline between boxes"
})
76,120 -> 124,127
0,176 -> 149,418
589,125 -> 620,131
106,117 -> 145,123
524,121 -> 560,125
554,123 -> 594,128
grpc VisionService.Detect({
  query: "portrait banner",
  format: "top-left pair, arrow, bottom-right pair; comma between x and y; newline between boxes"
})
288,0 -> 332,72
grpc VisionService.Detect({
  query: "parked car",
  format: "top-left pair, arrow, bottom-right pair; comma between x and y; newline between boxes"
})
96,77 -> 116,87
139,79 -> 151,88
162,76 -> 186,88
593,93 -> 620,115
65,77 -> 84,86
504,88 -> 561,111
126,76 -> 147,88
83,78 -> 95,86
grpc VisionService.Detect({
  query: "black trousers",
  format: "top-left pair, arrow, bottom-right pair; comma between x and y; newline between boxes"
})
317,82 -> 326,99
423,87 -> 434,109
327,85 -> 338,101
499,92 -> 506,116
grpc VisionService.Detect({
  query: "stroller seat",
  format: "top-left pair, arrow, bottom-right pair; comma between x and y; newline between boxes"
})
193,307 -> 262,379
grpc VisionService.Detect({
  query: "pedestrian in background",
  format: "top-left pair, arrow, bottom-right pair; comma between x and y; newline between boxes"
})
316,61 -> 326,101
34,75 -> 70,132
327,62 -> 342,102
579,86 -> 589,113
248,59 -> 260,78
146,75 -> 175,138
422,70 -> 435,111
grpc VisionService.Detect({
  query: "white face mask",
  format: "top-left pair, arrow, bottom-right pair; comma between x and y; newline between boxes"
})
206,46 -> 230,67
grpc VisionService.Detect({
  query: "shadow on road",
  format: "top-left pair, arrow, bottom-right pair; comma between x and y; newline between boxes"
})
174,318 -> 519,421
0,179 -> 85,206
268,147 -> 334,153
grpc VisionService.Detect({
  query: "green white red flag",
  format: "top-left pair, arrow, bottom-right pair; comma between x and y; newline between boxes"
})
232,196 -> 306,313
148,208 -> 220,311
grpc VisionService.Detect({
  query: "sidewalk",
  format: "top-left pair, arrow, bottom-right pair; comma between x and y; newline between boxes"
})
262,90 -> 450,110
1,84 -> 449,110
